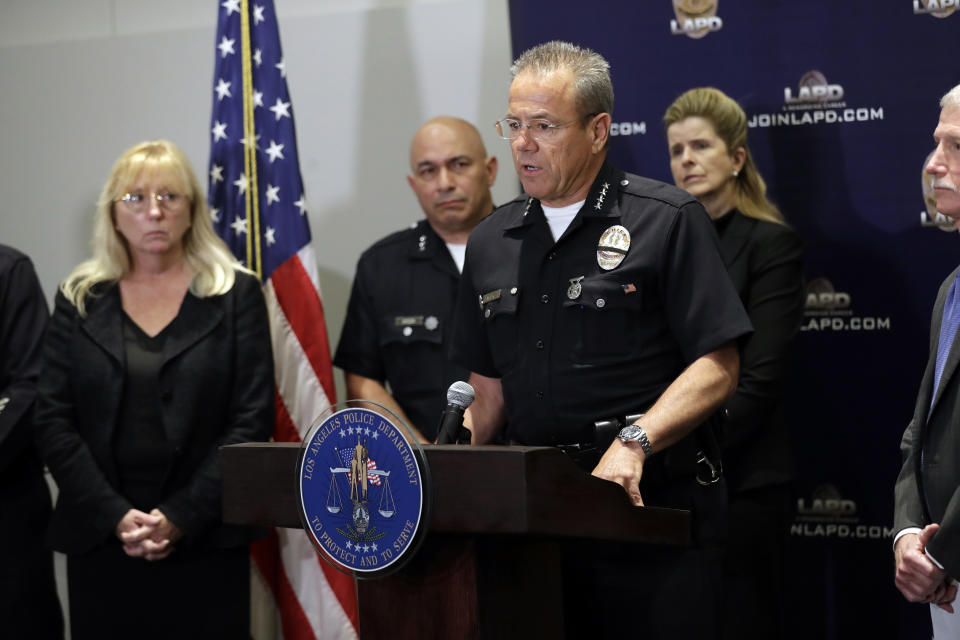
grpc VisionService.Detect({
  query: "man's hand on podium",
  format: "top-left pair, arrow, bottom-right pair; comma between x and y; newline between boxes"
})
591,439 -> 647,507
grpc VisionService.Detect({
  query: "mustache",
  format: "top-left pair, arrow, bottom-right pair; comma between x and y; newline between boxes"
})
932,179 -> 959,193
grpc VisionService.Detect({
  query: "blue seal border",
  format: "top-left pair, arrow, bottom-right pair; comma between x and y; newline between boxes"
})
297,402 -> 431,578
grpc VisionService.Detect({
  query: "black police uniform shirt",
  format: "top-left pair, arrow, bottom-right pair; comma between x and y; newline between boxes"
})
334,219 -> 469,440
450,163 -> 753,447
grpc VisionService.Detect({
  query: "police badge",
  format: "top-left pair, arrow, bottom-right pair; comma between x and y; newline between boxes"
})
597,225 -> 631,270
298,403 -> 430,577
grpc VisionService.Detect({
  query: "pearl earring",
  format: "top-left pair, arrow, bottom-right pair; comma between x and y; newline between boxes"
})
732,170 -> 739,177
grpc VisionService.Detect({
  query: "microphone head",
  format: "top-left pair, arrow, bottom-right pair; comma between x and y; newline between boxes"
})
446,380 -> 475,409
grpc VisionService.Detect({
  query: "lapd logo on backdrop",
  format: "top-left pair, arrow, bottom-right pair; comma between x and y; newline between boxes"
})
920,150 -> 958,231
748,70 -> 885,129
913,0 -> 958,17
793,484 -> 893,540
669,0 -> 723,38
802,278 -> 891,333
299,407 -> 426,575
784,71 -> 845,107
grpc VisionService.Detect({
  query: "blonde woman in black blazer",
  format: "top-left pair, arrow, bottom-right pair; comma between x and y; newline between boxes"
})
35,140 -> 274,639
665,88 -> 805,640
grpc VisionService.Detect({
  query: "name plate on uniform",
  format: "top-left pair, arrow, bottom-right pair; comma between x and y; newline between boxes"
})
298,404 -> 430,578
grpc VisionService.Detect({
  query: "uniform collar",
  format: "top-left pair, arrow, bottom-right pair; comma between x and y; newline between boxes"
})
504,162 -> 624,232
580,162 -> 624,219
407,219 -> 459,276
407,219 -> 444,260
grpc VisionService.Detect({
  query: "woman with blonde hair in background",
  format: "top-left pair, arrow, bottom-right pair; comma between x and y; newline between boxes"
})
35,140 -> 274,638
665,88 -> 805,639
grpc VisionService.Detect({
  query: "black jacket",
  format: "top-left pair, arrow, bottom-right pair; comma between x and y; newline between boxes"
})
34,272 -> 274,554
0,245 -> 63,636
715,211 -> 805,493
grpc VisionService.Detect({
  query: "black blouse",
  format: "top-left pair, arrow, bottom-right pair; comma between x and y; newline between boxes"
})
114,313 -> 173,510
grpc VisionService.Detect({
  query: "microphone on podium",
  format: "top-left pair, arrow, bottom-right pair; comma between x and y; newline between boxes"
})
435,381 -> 475,445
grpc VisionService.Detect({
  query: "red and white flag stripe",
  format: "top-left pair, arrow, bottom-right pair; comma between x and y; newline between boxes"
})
251,245 -> 358,639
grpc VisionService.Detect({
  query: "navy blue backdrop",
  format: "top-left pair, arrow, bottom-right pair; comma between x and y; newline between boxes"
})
508,2 -> 960,638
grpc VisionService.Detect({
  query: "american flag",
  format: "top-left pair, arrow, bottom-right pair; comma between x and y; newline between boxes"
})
206,1 -> 359,638
337,447 -> 382,487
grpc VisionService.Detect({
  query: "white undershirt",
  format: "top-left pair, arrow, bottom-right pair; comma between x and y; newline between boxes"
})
445,242 -> 466,273
542,200 -> 585,242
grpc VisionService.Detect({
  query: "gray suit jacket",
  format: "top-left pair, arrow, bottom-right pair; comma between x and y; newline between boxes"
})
895,266 -> 960,576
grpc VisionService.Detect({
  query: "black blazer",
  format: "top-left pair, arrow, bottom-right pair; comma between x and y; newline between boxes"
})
34,272 -> 274,554
716,211 -> 805,493
895,266 -> 960,577
0,246 -> 63,633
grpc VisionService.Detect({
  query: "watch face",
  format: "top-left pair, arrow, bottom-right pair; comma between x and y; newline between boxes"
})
620,425 -> 642,441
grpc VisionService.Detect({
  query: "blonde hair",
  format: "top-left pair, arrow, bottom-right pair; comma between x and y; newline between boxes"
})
62,139 -> 247,315
664,87 -> 785,224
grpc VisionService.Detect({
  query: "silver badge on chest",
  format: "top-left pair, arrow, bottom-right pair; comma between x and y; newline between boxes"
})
597,225 -> 630,270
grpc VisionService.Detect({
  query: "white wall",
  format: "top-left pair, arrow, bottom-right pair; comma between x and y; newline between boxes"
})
0,0 -> 516,385
0,0 -> 515,631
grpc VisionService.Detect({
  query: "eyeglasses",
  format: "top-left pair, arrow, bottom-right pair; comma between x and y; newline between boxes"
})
117,191 -> 189,212
495,113 -> 597,143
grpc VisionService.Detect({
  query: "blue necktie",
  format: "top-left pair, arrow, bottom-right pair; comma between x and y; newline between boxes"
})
932,270 -> 960,407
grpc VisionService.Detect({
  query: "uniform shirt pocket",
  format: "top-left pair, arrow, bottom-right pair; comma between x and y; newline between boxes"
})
378,314 -> 444,346
377,313 -> 444,393
562,277 -> 642,360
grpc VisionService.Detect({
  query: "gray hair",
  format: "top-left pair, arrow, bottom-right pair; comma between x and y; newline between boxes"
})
942,84 -> 960,110
510,41 -> 614,117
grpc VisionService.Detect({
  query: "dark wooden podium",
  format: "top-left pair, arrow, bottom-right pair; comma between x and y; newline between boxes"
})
220,443 -> 689,639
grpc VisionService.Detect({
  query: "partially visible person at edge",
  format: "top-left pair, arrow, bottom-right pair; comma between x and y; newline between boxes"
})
450,41 -> 752,637
0,244 -> 63,638
665,86 -> 805,640
894,83 -> 960,638
334,116 -> 497,442
34,140 -> 274,639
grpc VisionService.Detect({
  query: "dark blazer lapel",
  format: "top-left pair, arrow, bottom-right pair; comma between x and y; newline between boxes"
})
161,292 -> 223,366
929,268 -> 959,416
718,211 -> 754,268
80,286 -> 124,365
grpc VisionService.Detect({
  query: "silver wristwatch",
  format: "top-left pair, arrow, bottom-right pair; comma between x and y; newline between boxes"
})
618,424 -> 652,455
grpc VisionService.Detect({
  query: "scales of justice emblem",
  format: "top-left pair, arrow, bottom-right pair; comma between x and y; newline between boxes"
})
327,435 -> 396,542
299,405 -> 428,576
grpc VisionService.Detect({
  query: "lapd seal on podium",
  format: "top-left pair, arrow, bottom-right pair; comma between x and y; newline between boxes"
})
298,403 -> 430,577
